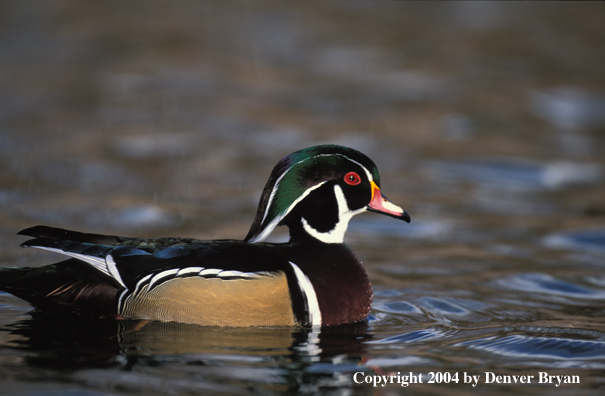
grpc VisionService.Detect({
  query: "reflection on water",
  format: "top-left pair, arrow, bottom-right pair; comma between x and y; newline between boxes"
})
3,288 -> 604,393
1,312 -> 373,393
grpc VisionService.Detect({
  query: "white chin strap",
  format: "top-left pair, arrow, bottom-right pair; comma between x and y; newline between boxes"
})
301,184 -> 364,244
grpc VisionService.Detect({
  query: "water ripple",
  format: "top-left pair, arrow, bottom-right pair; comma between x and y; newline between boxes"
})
373,301 -> 423,315
418,297 -> 469,315
497,273 -> 605,300
369,327 -> 446,344
363,356 -> 432,368
458,334 -> 605,362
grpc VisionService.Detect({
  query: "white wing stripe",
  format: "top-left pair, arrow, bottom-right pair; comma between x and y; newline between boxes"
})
26,246 -> 110,277
106,254 -> 126,288
199,268 -> 221,276
134,273 -> 153,291
148,268 -> 179,289
26,246 -> 129,288
218,270 -> 256,278
176,267 -> 205,276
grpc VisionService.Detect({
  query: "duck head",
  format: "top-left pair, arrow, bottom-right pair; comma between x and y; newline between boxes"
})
245,145 -> 410,244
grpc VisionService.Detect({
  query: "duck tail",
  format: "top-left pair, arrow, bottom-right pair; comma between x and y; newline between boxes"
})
0,263 -> 120,317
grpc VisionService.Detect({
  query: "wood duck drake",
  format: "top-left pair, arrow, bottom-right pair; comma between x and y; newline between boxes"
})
1,145 -> 410,327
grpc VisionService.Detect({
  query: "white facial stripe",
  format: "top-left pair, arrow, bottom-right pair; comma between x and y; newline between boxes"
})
333,154 -> 374,184
289,261 -> 322,327
258,154 -> 328,227
251,152 -> 374,243
302,218 -> 344,244
301,184 -> 365,244
249,180 -> 327,243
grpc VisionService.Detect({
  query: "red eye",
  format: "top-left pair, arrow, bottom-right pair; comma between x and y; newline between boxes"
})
344,172 -> 361,185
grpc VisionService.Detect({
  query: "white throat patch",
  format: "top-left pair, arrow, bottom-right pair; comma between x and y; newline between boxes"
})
301,184 -> 365,244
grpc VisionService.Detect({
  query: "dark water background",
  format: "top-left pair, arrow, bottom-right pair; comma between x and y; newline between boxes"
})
0,1 -> 604,395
